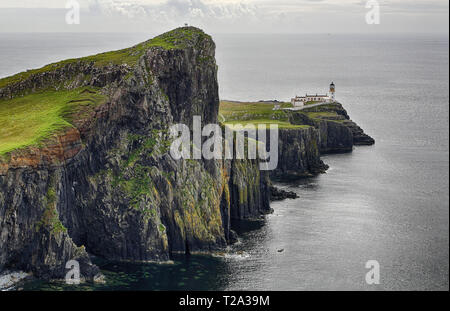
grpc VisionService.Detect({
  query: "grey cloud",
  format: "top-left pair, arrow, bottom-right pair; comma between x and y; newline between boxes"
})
86,0 -> 258,21
354,0 -> 449,14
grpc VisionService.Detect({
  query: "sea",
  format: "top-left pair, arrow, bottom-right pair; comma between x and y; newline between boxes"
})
0,32 -> 448,291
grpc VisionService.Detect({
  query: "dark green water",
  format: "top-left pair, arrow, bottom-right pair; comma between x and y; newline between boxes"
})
22,220 -> 262,291
23,255 -> 228,291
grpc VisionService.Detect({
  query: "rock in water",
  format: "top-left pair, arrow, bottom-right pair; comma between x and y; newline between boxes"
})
270,186 -> 299,201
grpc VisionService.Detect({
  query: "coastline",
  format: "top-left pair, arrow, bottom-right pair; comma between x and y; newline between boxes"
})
0,27 -> 374,286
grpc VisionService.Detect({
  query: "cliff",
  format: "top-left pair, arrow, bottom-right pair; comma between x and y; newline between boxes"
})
219,101 -> 374,180
289,103 -> 375,151
271,103 -> 374,179
0,27 -> 270,281
271,127 -> 328,180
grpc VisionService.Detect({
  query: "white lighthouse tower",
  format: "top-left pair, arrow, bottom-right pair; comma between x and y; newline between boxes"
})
329,82 -> 335,102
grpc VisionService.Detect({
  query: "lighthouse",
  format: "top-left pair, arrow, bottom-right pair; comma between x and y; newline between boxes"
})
290,83 -> 337,107
329,82 -> 335,102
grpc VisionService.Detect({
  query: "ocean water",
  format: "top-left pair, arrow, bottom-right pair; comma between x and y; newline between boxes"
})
0,32 -> 448,291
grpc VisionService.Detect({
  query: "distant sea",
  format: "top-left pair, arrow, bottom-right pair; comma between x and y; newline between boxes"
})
0,32 -> 448,291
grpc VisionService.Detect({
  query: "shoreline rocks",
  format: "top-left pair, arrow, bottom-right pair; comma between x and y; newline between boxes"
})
0,271 -> 31,291
270,185 -> 299,201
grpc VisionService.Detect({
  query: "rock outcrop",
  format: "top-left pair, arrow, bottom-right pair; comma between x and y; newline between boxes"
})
270,102 -> 374,180
271,127 -> 329,180
269,185 -> 298,201
290,103 -> 375,151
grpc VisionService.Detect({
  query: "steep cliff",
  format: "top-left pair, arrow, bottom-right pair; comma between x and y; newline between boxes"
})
271,127 -> 329,180
219,100 -> 374,181
289,103 -> 375,151
0,27 -> 270,281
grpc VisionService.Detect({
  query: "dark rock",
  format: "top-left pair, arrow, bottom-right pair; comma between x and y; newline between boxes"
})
290,103 -> 375,151
270,185 -> 299,201
271,127 -> 329,180
228,230 -> 239,245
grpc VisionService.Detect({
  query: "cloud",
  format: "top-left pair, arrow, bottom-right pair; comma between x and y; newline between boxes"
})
85,0 -> 258,21
0,0 -> 447,33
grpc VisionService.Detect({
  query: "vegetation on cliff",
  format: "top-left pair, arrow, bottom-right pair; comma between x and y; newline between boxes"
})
0,87 -> 106,155
219,100 -> 308,129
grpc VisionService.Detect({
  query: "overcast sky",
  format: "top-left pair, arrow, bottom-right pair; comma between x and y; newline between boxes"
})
0,0 -> 448,34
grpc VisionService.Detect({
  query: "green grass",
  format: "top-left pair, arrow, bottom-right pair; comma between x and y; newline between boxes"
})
219,100 -> 292,122
223,119 -> 308,129
303,103 -> 340,110
0,87 -> 106,155
219,100 -> 308,129
305,101 -> 322,105
0,27 -> 210,89
304,111 -> 338,119
220,100 -> 292,116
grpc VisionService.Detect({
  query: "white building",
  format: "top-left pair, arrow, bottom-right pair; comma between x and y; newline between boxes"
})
291,82 -> 336,107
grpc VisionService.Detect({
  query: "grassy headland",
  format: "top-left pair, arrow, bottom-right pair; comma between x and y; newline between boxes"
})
0,27 -> 210,90
0,27 -> 210,157
219,100 -> 309,129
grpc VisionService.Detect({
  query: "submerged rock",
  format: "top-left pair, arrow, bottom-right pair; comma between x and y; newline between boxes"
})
270,186 -> 299,201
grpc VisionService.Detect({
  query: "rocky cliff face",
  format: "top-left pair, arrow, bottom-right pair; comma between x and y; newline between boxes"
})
271,127 -> 328,180
290,103 -> 375,150
228,159 -> 271,220
0,27 -> 270,280
271,102 -> 374,180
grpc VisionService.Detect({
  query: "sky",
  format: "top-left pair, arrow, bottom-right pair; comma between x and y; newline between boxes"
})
0,0 -> 448,34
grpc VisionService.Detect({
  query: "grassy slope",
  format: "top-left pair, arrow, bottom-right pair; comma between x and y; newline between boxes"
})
0,27 -> 208,156
301,103 -> 344,121
0,87 -> 106,155
303,111 -> 338,118
219,100 -> 309,129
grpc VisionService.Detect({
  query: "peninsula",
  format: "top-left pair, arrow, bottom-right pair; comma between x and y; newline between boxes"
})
0,27 -> 374,285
